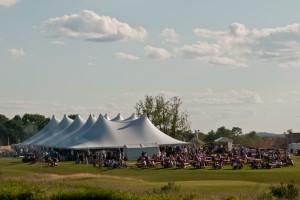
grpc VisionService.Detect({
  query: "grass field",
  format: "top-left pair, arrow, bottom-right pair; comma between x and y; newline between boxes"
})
1,156 -> 300,199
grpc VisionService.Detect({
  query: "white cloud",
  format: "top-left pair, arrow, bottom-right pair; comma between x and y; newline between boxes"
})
0,0 -> 19,7
191,22 -> 300,68
161,28 -> 180,43
173,42 -> 248,68
50,40 -> 65,45
186,90 -> 262,106
174,42 -> 220,58
144,45 -> 172,59
115,52 -> 140,61
7,48 -> 25,59
44,10 -> 147,42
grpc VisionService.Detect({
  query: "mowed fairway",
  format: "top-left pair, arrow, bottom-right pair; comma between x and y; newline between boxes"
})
1,156 -> 300,199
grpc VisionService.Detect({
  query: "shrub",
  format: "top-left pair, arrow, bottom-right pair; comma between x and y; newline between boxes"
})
160,182 -> 181,194
269,180 -> 299,200
0,192 -> 34,200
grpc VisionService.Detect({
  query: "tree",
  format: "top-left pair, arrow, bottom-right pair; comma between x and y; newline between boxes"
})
22,113 -> 50,130
204,130 -> 217,143
232,127 -> 243,136
135,94 -> 190,139
0,113 -> 50,145
0,114 -> 10,145
215,126 -> 234,139
0,114 -> 9,124
21,114 -> 50,141
4,115 -> 24,144
248,131 -> 256,137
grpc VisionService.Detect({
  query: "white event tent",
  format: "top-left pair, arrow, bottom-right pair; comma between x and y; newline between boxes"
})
21,113 -> 187,149
21,115 -> 60,145
54,114 -> 97,148
43,115 -> 86,148
29,115 -> 74,146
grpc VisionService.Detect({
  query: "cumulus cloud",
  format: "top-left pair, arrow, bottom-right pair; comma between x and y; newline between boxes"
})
191,22 -> 300,68
0,0 -> 19,7
161,28 -> 180,43
144,45 -> 172,59
115,52 -> 140,61
44,10 -> 147,42
7,48 -> 25,59
174,42 -> 247,68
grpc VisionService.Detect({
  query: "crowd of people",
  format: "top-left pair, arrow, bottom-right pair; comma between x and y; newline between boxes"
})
14,144 -> 295,170
70,145 -> 294,170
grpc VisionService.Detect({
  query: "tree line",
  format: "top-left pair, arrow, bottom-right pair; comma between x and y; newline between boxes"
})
0,114 -> 50,145
0,94 -> 265,147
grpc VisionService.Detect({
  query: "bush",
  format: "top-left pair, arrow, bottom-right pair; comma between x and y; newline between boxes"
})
269,180 -> 299,200
160,182 -> 181,194
0,192 -> 34,200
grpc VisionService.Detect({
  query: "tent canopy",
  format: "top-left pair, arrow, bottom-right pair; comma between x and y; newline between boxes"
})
71,114 -> 187,149
22,113 -> 187,149
214,137 -> 233,143
21,115 -> 60,145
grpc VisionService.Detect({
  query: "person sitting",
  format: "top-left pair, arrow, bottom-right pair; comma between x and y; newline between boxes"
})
232,159 -> 243,170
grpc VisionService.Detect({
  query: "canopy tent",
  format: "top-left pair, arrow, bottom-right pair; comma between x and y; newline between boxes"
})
43,115 -> 86,148
111,113 -> 124,122
21,113 -> 187,150
214,137 -> 233,143
104,114 -> 111,120
21,115 -> 60,145
32,115 -> 74,146
214,137 -> 233,150
70,114 -> 187,149
123,143 -> 160,160
54,114 -> 97,148
189,137 -> 205,147
123,113 -> 138,121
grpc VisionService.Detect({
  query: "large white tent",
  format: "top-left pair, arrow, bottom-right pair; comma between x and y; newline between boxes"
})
111,113 -> 124,122
54,114 -> 97,148
70,114 -> 186,149
21,115 -> 60,145
123,143 -> 160,160
123,113 -> 138,121
43,115 -> 86,148
31,115 -> 73,146
21,113 -> 187,149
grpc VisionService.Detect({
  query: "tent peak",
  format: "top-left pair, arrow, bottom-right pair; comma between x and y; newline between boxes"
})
104,113 -> 110,120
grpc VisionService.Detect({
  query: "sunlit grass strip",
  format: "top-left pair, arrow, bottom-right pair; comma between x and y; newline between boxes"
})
1,157 -> 300,199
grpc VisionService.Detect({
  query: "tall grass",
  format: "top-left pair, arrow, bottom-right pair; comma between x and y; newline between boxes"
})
1,157 -> 300,199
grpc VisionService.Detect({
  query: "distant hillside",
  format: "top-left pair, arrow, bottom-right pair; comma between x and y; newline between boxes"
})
256,132 -> 285,138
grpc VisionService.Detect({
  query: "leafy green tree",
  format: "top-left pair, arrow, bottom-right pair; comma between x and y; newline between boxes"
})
135,94 -> 190,139
0,114 -> 9,124
22,113 -> 49,130
0,113 -> 50,145
4,115 -> 24,144
0,114 -> 10,145
248,131 -> 256,137
215,126 -> 234,138
232,127 -> 243,136
204,130 -> 217,143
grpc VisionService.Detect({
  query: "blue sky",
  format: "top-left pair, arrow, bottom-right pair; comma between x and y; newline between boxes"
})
1,0 -> 300,134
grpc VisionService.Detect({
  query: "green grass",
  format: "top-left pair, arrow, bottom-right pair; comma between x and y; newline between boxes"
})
1,157 -> 300,199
